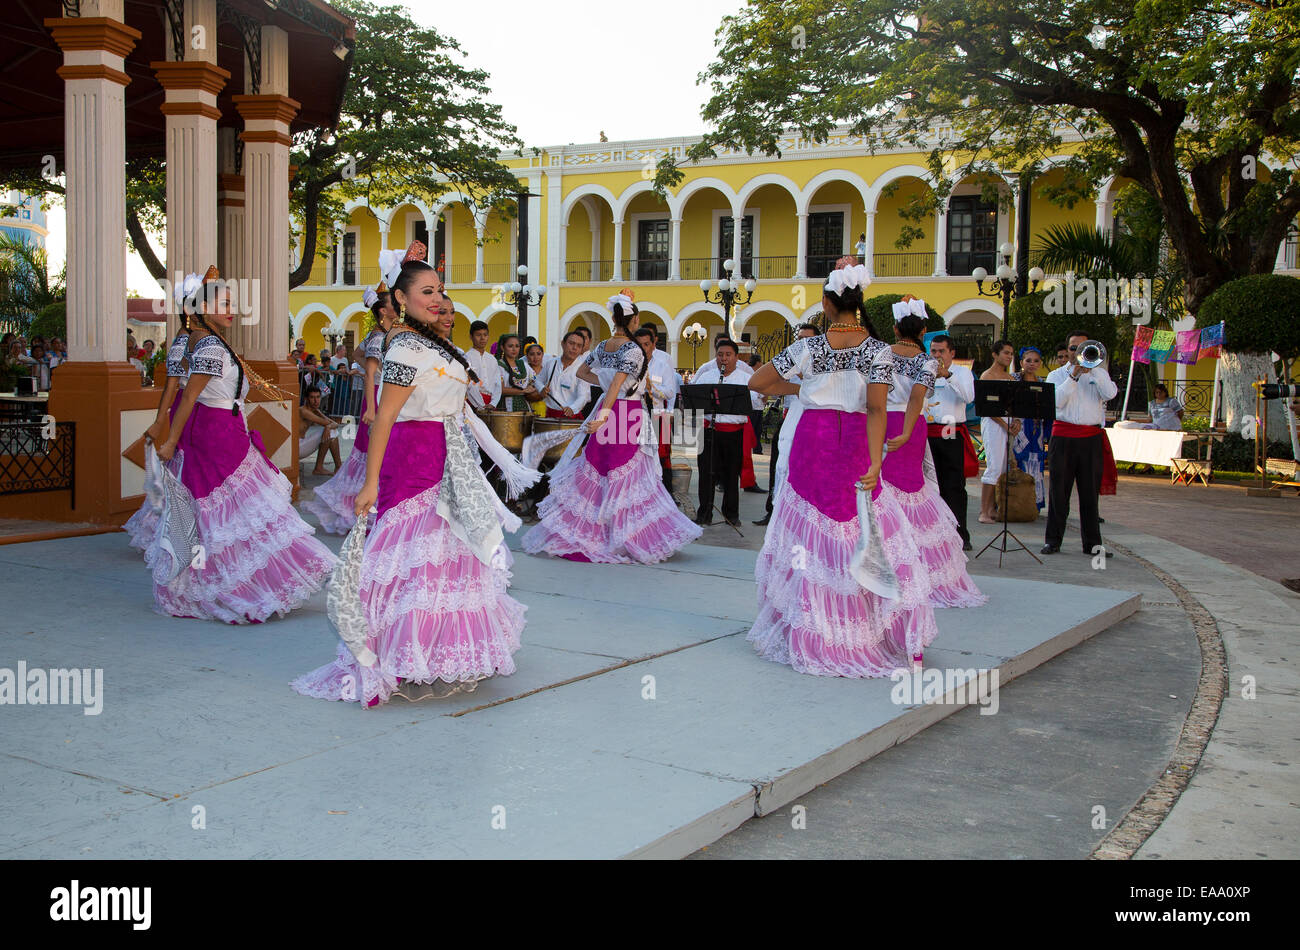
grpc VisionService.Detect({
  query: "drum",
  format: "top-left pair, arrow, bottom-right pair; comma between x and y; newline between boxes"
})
531,416 -> 584,464
483,410 -> 532,453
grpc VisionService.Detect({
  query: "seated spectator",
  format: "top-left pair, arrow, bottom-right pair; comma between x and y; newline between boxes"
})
29,344 -> 51,391
1147,384 -> 1184,430
298,385 -> 341,474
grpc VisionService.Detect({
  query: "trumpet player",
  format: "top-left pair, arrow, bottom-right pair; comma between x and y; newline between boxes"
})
1042,332 -> 1118,556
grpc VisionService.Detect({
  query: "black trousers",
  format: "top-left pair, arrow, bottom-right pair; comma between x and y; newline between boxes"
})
927,432 -> 969,545
765,416 -> 783,514
699,425 -> 743,521
1045,433 -> 1103,551
750,410 -> 765,453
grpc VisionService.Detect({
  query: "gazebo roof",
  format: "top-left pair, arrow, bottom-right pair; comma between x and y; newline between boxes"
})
0,0 -> 354,175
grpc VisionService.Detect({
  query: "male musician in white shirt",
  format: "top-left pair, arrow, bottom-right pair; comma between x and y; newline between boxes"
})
755,322 -> 818,526
690,339 -> 751,527
925,334 -> 976,550
536,330 -> 591,418
1042,331 -> 1119,556
464,319 -> 503,409
635,325 -> 680,494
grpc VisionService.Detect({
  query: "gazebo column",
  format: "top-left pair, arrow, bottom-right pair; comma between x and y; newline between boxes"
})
234,25 -> 301,494
217,129 -> 245,349
152,56 -> 228,314
33,10 -> 146,524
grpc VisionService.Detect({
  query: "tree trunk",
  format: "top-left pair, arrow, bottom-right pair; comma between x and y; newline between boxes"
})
126,207 -> 166,282
1220,351 -> 1285,436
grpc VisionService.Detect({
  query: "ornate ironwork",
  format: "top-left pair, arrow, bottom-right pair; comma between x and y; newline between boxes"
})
0,421 -> 76,506
62,1 -> 81,16
753,323 -> 794,364
218,0 -> 262,94
270,0 -> 352,47
161,0 -> 185,61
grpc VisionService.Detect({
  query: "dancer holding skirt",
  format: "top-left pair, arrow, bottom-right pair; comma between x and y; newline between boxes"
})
152,267 -> 337,623
302,274 -> 399,534
746,263 -> 944,676
125,276 -> 196,551
522,292 -> 701,564
886,298 -> 987,609
292,251 -> 536,706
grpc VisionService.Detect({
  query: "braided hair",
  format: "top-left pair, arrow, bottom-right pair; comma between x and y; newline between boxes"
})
611,300 -> 650,387
185,283 -> 244,416
390,261 -> 479,383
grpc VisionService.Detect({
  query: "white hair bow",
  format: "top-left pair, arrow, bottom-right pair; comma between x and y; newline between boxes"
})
173,272 -> 202,306
608,293 -> 634,315
362,287 -> 379,309
824,264 -> 870,296
378,250 -> 403,287
891,297 -> 928,322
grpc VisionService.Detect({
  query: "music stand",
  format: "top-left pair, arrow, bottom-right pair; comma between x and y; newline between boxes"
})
973,379 -> 1055,567
680,382 -> 753,535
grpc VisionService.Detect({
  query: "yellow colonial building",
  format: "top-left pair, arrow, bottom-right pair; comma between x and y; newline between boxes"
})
290,124 -> 1271,411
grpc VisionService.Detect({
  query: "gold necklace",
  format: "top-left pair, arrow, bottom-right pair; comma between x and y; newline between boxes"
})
827,323 -> 861,332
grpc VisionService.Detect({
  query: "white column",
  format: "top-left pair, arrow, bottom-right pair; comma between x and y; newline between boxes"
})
612,219 -> 623,281
731,213 -> 744,276
46,8 -> 140,362
669,217 -> 682,281
474,224 -> 485,284
1095,195 -> 1113,236
217,128 -> 244,350
233,28 -> 298,361
546,171 -> 564,352
863,211 -> 876,278
153,54 -> 228,288
1275,233 -> 1288,272
934,206 -> 948,276
794,211 -> 809,279
378,224 -> 389,254
332,229 -> 344,286
590,223 -> 600,281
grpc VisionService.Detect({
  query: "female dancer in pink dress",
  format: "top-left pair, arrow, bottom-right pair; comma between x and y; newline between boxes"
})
522,292 -> 701,564
152,267 -> 337,623
746,263 -> 941,676
292,254 -> 533,706
888,296 -> 986,609
301,279 -> 398,534
124,276 -> 196,551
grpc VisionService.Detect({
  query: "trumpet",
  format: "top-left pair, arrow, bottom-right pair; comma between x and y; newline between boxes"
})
1077,340 -> 1107,369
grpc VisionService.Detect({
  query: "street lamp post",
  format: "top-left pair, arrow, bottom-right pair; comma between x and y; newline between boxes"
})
502,263 -> 545,338
972,242 -> 1044,321
682,321 -> 706,372
699,258 -> 757,342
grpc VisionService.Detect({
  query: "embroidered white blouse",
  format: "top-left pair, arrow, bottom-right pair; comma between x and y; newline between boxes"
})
188,334 -> 249,409
770,335 -> 890,413
380,331 -> 471,423
361,328 -> 386,363
584,340 -> 646,398
869,347 -> 938,412
165,330 -> 190,382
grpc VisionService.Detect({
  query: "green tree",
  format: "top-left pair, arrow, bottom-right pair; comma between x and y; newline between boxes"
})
289,0 -> 525,288
3,1 -> 524,291
860,293 -> 944,344
0,234 -> 65,335
663,0 -> 1300,323
1006,290 -> 1118,365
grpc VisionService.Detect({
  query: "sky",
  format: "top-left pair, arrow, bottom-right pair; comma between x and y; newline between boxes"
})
43,0 -> 748,296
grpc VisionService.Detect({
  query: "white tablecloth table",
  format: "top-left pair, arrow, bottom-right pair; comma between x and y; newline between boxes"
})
1105,427 -> 1187,465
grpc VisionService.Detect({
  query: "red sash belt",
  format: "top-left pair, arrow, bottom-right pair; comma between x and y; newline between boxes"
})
1050,422 -> 1117,495
704,420 -> 757,486
704,421 -> 745,432
545,407 -> 572,419
927,421 -> 980,478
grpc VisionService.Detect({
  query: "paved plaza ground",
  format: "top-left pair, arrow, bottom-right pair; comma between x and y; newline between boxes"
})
0,450 -> 1295,859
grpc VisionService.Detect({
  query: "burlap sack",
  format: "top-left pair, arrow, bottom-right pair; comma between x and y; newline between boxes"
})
995,463 -> 1039,522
